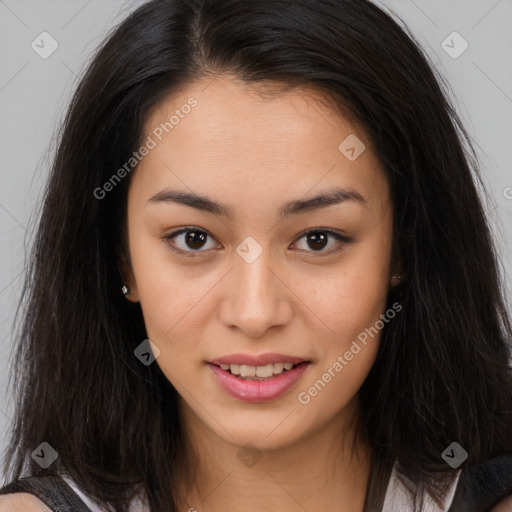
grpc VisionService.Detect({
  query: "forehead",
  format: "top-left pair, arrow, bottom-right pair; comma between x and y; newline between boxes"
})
131,75 -> 389,211
144,75 -> 357,156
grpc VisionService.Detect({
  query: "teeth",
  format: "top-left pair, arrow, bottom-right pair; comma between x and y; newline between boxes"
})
220,362 -> 300,378
274,363 -> 284,375
239,365 -> 256,378
273,362 -> 284,374
256,364 -> 274,378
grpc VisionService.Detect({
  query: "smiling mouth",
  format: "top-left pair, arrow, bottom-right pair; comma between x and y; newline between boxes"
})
213,362 -> 306,380
208,359 -> 311,402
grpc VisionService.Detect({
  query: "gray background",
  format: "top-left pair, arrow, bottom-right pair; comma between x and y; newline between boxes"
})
0,0 -> 511,478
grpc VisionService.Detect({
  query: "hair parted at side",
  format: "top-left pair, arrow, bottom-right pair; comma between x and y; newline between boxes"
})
2,0 -> 511,511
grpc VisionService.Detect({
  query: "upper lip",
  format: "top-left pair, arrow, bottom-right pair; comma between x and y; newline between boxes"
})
209,353 -> 310,367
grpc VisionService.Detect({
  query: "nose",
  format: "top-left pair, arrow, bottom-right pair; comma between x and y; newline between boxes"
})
220,245 -> 293,338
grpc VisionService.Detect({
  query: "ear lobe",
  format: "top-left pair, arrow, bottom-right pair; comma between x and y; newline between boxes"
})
390,271 -> 405,287
118,254 -> 140,302
389,258 -> 404,287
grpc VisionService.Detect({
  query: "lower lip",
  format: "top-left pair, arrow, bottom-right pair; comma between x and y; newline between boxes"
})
208,362 -> 310,403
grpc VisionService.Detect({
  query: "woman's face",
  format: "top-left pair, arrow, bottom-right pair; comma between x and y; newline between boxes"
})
124,75 -> 397,451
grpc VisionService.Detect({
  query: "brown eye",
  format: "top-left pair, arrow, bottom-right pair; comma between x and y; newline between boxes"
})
306,232 -> 329,251
164,227 -> 219,256
163,227 -> 350,258
293,230 -> 350,255
183,230 -> 208,250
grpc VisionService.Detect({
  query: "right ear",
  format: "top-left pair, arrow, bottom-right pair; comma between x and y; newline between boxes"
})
118,252 -> 140,303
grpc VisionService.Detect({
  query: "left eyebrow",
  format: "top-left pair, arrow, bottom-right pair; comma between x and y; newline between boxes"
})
147,186 -> 366,220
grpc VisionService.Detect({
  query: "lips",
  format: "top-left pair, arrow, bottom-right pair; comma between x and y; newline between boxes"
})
209,353 -> 309,367
207,353 -> 311,402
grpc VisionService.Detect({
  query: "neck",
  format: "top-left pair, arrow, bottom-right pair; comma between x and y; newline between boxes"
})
174,397 -> 372,512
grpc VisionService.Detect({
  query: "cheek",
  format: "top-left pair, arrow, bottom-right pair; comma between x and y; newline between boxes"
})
297,339 -> 379,421
295,275 -> 390,413
126,230 -> 197,359
297,240 -> 392,404
296,248 -> 391,346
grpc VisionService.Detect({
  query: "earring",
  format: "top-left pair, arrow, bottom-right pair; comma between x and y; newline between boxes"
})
391,275 -> 402,285
121,285 -> 130,296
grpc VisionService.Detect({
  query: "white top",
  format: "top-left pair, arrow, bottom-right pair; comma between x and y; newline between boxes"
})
61,475 -> 149,512
61,464 -> 461,512
382,463 -> 461,511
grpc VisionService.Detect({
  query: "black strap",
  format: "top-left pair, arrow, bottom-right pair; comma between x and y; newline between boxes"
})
449,454 -> 512,511
0,475 -> 92,512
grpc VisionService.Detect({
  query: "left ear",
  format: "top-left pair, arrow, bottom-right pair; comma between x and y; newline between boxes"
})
389,256 -> 405,288
390,273 -> 404,287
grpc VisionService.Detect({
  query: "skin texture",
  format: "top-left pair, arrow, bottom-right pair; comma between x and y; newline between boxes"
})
491,495 -> 512,512
123,74 -> 399,511
0,493 -> 52,511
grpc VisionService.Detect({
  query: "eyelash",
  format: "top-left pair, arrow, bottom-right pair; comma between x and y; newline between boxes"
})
162,226 -> 351,258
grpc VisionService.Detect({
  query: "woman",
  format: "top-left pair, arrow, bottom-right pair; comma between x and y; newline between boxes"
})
0,0 -> 511,511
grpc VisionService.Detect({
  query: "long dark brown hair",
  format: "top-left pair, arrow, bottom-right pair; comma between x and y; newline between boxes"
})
2,0 -> 511,510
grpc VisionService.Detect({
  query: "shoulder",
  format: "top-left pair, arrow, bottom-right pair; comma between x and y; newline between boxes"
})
490,494 -> 512,512
0,492 -> 52,511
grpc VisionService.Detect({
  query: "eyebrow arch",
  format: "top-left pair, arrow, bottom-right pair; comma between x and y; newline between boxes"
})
148,186 -> 366,219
